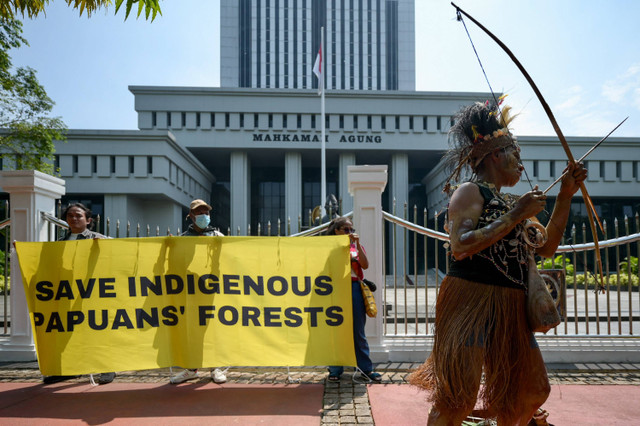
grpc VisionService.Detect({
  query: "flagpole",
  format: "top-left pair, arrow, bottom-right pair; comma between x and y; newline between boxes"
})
320,26 -> 326,219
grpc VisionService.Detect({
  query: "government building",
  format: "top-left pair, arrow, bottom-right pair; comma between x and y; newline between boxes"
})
2,0 -> 639,237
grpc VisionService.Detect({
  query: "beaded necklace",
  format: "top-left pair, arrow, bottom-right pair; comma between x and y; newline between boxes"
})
474,181 -> 529,290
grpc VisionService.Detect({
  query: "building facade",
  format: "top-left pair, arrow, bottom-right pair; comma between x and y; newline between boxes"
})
1,1 -> 639,240
220,0 -> 415,91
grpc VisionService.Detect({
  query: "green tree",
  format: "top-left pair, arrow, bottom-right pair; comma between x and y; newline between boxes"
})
0,0 -> 162,21
0,19 -> 65,174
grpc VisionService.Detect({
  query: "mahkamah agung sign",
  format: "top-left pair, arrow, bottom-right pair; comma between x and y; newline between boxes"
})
15,236 -> 356,376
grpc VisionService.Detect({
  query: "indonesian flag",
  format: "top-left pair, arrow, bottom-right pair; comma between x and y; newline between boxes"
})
313,44 -> 323,95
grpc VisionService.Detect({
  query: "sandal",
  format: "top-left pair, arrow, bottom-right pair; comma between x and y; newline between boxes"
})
327,375 -> 340,382
362,371 -> 382,382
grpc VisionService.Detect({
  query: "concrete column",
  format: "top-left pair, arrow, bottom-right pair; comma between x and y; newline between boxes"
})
0,170 -> 65,361
391,153 -> 409,277
103,194 -> 128,238
348,165 -> 388,360
339,153 -> 356,215
230,151 -> 250,235
285,152 -> 302,234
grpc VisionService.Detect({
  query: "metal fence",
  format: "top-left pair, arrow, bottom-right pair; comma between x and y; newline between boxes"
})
0,200 -> 9,335
382,206 -> 640,338
5,202 -> 639,341
40,212 -> 345,240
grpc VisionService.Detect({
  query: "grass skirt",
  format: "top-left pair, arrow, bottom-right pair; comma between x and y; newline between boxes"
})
408,276 -> 545,421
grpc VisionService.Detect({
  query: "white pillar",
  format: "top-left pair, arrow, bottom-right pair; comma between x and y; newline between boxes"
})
230,151 -> 250,235
339,153 -> 356,214
391,153 -> 409,278
285,152 -> 302,234
0,170 -> 65,361
348,165 -> 388,360
104,194 -> 128,238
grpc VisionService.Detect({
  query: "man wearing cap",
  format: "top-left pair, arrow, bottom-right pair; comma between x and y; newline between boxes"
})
182,199 -> 224,238
170,199 -> 227,384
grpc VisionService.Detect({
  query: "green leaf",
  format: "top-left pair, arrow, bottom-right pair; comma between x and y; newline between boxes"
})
137,0 -> 144,18
114,0 -> 124,14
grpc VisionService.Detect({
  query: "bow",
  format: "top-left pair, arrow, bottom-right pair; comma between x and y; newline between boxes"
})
451,2 -> 605,291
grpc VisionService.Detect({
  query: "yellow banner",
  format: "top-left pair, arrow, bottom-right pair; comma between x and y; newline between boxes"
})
15,236 -> 356,375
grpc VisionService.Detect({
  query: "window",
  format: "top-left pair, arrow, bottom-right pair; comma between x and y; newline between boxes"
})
395,116 -> 400,130
73,155 -> 78,173
339,115 -> 344,129
269,114 -> 273,128
240,113 -> 245,128
533,160 -> 539,178
409,116 -> 413,130
311,115 -> 316,129
167,112 -> 172,127
353,115 -> 358,129
600,161 -> 605,178
367,115 -> 372,129
225,113 -> 230,127
254,113 -> 259,128
147,157 -> 153,174
251,167 -> 285,235
616,161 -> 621,178
211,113 -> 216,127
151,111 -> 157,127
297,114 -> 302,129
381,116 -> 386,130
129,156 -> 134,174
110,156 -> 116,173
283,114 -> 287,129
91,155 -> 97,173
181,112 -> 186,127
196,112 -> 201,127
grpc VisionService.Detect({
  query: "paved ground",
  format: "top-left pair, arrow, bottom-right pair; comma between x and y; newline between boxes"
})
1,361 -> 639,424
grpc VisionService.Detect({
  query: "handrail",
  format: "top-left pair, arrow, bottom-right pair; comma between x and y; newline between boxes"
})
382,211 -> 450,241
556,232 -> 640,253
0,218 -> 9,231
382,211 -> 640,253
289,211 -> 353,237
40,211 -> 69,229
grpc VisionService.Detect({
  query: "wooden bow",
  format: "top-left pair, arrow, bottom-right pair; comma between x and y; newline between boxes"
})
452,3 -> 605,290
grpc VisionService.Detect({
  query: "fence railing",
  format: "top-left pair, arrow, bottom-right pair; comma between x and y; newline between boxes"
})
11,206 -> 640,342
382,207 -> 640,338
40,210 -> 351,240
1,210 -> 9,335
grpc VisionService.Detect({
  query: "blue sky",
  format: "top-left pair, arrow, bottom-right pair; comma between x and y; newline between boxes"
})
11,0 -> 640,138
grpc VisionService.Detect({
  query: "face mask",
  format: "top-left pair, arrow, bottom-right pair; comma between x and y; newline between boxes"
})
194,214 -> 210,229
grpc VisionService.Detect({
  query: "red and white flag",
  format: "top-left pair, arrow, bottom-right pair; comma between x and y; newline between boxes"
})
313,44 -> 323,95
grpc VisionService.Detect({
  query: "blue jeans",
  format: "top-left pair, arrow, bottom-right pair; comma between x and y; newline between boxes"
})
329,280 -> 373,376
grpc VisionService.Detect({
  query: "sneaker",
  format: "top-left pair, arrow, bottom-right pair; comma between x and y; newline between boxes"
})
211,368 -> 227,384
170,369 -> 198,384
362,371 -> 382,382
97,372 -> 116,384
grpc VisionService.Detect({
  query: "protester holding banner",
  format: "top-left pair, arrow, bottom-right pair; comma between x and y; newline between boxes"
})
170,199 -> 228,385
42,203 -> 116,385
326,217 -> 382,383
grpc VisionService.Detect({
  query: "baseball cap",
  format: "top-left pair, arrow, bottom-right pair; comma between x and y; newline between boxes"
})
190,199 -> 212,211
